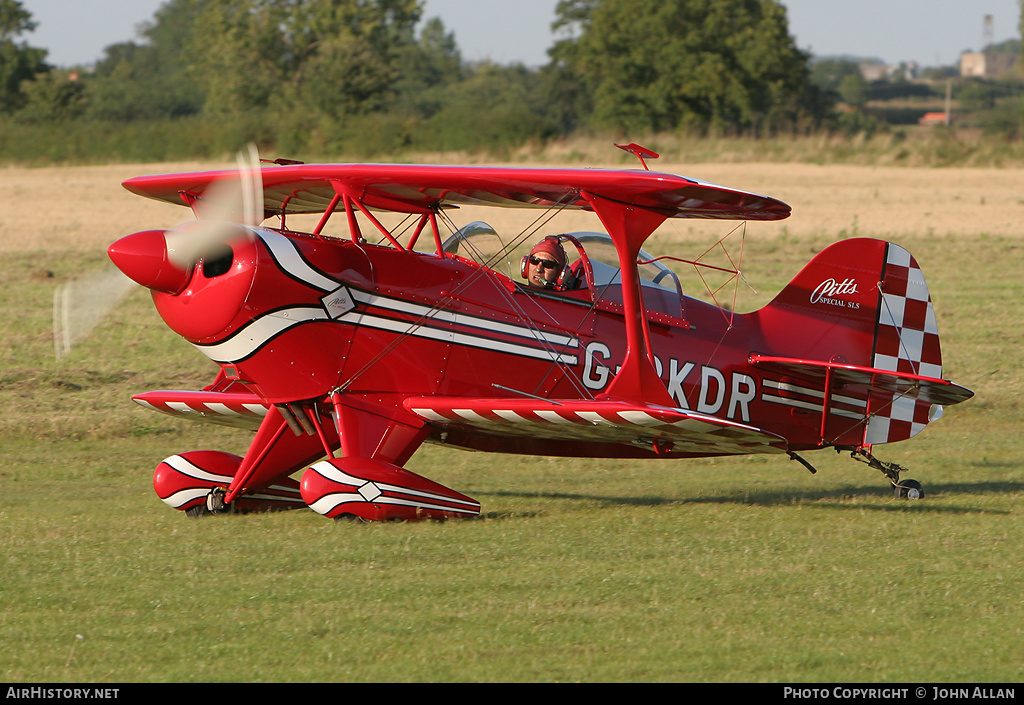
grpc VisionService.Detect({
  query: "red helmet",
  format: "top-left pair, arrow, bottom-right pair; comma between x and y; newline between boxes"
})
529,236 -> 567,266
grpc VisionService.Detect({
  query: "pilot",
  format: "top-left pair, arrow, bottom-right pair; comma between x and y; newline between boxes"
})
522,236 -> 567,290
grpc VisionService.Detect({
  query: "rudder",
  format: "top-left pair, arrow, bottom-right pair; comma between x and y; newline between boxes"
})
865,242 -> 945,444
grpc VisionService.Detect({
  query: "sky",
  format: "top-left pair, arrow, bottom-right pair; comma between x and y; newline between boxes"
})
16,0 -> 1023,70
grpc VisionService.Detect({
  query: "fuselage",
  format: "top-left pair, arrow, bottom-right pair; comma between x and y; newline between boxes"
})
127,225 -> 870,458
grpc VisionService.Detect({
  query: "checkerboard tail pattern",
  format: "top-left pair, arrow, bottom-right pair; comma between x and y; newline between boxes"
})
865,244 -> 944,445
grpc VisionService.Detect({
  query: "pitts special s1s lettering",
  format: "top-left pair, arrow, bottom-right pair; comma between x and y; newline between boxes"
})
103,146 -> 972,519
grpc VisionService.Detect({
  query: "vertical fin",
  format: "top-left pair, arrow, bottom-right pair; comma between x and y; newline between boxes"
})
756,238 -> 953,446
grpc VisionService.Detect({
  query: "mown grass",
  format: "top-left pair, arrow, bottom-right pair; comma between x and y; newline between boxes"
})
1,217 -> 1021,681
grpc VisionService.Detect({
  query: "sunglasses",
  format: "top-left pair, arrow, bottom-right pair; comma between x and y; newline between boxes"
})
528,255 -> 560,270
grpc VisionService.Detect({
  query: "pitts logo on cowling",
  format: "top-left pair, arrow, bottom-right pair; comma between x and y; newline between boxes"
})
810,278 -> 861,308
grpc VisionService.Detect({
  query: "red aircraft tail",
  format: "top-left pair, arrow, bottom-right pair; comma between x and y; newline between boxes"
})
753,238 -> 970,447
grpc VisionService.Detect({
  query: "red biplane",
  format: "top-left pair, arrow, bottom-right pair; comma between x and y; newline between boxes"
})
105,146 -> 972,520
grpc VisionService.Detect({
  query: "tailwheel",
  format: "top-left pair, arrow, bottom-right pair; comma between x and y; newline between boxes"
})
894,479 -> 925,501
848,447 -> 924,500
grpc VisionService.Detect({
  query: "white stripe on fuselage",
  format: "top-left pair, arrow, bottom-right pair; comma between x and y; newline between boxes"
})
256,229 -> 339,291
195,307 -> 329,362
193,230 -> 579,365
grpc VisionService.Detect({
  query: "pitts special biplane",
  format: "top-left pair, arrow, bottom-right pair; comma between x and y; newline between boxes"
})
105,145 -> 972,520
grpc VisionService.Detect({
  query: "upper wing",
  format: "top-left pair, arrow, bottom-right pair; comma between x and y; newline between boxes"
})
403,396 -> 788,456
122,163 -> 791,222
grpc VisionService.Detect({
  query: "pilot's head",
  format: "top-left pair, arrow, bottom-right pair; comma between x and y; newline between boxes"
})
523,237 -> 567,289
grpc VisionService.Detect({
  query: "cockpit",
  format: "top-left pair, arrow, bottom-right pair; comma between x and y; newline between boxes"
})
441,221 -> 686,322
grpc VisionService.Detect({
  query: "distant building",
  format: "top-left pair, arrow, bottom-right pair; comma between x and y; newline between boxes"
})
859,61 -> 919,82
860,62 -> 889,81
918,112 -> 949,126
960,52 -> 1018,77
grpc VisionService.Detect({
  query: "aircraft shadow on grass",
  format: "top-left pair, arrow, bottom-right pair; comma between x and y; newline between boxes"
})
478,479 -> 1021,518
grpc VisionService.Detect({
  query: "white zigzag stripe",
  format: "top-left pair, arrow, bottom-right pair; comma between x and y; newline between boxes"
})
256,230 -> 339,291
308,461 -> 478,508
194,307 -> 329,363
192,230 -> 580,365
308,492 -> 479,516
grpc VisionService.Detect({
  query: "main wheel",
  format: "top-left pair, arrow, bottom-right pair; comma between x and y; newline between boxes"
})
894,479 -> 925,500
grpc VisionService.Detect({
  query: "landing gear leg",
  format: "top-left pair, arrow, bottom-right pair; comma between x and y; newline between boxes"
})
849,447 -> 925,500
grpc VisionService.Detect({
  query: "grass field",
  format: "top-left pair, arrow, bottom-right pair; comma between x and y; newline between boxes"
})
1,161 -> 1021,683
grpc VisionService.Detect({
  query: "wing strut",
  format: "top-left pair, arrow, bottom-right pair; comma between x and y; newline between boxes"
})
581,191 -> 674,407
222,404 -> 333,505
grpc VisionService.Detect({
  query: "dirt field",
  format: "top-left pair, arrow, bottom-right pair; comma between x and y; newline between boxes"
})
2,161 -> 1022,253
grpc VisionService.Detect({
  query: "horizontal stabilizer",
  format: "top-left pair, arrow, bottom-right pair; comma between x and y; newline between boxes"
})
404,396 -> 787,455
749,355 -> 974,407
133,390 -> 269,430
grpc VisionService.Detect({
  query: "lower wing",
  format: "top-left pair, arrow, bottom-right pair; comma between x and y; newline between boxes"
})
132,390 -> 269,430
404,396 -> 788,456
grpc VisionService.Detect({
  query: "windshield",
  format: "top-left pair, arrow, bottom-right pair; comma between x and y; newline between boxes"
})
569,233 -> 680,293
442,221 -> 516,279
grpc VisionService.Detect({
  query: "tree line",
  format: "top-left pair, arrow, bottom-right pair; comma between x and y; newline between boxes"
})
0,0 -> 1016,163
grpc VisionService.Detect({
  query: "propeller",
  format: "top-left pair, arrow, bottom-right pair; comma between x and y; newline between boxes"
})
165,143 -> 263,269
54,144 -> 265,360
52,267 -> 135,360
